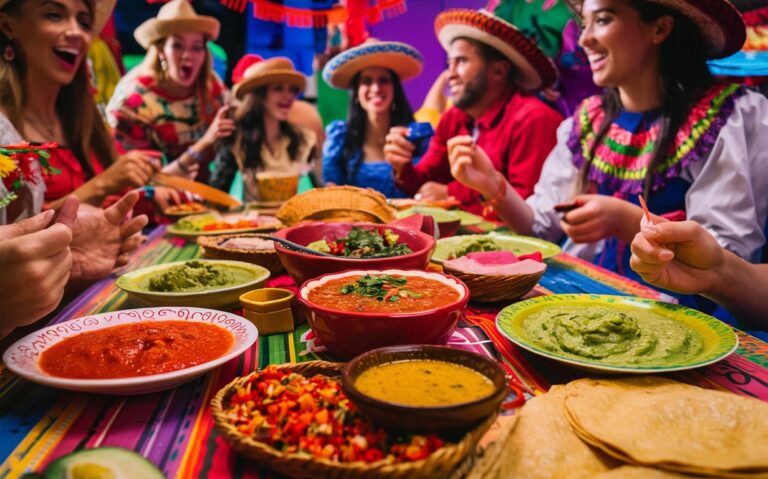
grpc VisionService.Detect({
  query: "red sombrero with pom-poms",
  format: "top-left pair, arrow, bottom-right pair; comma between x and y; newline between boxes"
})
435,9 -> 558,92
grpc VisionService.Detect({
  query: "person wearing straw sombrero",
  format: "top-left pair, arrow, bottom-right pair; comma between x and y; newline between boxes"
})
209,55 -> 317,202
321,39 -> 426,199
384,9 -> 564,214
0,0 -> 150,334
106,0 -> 232,183
448,0 -> 768,313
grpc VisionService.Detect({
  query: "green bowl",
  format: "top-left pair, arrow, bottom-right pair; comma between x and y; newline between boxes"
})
496,294 -> 738,374
116,260 -> 270,310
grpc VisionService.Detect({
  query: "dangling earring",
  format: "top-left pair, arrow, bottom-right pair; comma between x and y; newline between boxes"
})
391,101 -> 395,112
3,44 -> 15,62
159,56 -> 169,79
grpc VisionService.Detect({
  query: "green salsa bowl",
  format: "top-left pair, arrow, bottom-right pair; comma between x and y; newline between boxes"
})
116,260 -> 270,310
496,294 -> 738,374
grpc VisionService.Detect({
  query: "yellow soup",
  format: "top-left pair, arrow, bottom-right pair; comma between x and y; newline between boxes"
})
354,360 -> 495,407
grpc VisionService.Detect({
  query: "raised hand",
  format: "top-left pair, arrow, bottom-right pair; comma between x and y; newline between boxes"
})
384,126 -> 415,176
0,209 -> 73,336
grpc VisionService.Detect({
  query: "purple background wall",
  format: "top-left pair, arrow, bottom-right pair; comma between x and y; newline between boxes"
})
370,0 -> 486,108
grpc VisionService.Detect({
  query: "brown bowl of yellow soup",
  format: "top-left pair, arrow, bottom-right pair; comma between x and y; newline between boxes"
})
341,345 -> 514,433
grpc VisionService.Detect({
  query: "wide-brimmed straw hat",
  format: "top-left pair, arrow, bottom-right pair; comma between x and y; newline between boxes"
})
322,40 -> 423,89
232,55 -> 306,100
0,0 -> 116,34
435,9 -> 558,92
134,0 -> 220,50
564,0 -> 745,59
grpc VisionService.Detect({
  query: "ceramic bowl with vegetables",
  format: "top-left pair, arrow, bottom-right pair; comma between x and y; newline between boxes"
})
297,269 -> 469,358
273,222 -> 436,284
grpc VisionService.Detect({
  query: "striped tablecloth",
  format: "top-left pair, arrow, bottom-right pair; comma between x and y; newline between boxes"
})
2,226 -> 767,478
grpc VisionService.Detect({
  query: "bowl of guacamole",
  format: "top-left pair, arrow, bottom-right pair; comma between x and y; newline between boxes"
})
117,260 -> 270,309
496,294 -> 738,373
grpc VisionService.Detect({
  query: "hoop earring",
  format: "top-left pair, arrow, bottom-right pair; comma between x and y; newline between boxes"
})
3,44 -> 15,61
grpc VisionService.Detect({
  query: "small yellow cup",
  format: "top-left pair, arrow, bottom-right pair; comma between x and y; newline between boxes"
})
239,288 -> 296,335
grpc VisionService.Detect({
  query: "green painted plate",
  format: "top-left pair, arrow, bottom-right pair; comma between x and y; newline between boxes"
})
451,210 -> 484,226
431,233 -> 561,264
166,214 -> 281,241
496,294 -> 738,374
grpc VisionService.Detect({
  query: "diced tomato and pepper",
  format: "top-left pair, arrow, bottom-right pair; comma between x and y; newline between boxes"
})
202,219 -> 260,231
222,366 -> 445,464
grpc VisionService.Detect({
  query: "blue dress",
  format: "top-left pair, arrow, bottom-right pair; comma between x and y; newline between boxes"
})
322,121 -> 413,198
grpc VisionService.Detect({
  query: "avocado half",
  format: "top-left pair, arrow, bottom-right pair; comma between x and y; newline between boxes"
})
34,447 -> 165,479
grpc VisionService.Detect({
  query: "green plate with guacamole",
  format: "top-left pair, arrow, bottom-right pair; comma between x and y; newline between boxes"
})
496,294 -> 738,373
431,233 -> 561,264
116,259 -> 270,310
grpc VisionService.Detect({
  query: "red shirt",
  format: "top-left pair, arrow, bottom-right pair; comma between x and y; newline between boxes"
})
396,88 -> 563,215
43,147 -> 106,203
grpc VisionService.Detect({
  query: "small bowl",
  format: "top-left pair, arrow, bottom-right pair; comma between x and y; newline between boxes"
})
274,222 -> 436,285
297,269 -> 469,359
341,345 -> 513,433
239,288 -> 295,335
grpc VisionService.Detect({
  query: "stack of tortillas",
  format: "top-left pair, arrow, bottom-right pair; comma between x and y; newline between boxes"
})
564,376 -> 768,478
465,376 -> 768,479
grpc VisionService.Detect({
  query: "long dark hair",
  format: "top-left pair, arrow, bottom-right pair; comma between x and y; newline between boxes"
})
0,0 -> 116,176
581,0 -> 714,196
340,69 -> 414,181
228,86 -> 303,171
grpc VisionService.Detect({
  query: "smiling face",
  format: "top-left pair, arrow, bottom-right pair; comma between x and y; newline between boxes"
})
159,32 -> 207,89
263,82 -> 300,121
579,0 -> 669,88
356,67 -> 394,115
0,0 -> 94,86
446,38 -> 490,110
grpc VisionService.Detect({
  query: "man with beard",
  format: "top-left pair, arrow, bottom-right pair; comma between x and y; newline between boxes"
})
384,9 -> 563,214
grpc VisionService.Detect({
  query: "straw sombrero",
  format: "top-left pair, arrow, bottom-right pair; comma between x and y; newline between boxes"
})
0,0 -> 116,34
563,0 -> 745,59
232,56 -> 306,100
322,40 -> 423,89
435,9 -> 558,91
134,0 -> 220,50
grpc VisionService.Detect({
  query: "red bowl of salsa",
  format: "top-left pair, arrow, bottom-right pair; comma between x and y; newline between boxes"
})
273,222 -> 436,285
297,269 -> 470,359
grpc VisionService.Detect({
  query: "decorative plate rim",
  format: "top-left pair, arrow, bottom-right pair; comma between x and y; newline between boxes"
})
2,307 -> 258,389
495,294 -> 738,373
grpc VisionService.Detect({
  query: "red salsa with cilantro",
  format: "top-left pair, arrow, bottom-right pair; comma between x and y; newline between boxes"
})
221,366 -> 445,463
307,274 -> 461,313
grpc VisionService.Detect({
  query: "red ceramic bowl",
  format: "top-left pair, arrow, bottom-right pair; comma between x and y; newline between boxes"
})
273,222 -> 436,285
297,269 -> 470,359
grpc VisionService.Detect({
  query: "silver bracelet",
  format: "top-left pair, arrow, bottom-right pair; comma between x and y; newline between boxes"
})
185,146 -> 204,163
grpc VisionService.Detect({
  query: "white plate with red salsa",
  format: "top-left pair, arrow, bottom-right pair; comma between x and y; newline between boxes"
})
2,307 -> 258,395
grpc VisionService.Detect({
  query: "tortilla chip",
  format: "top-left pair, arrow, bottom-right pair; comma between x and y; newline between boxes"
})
592,466 -> 703,479
564,377 -> 768,476
497,386 -> 619,479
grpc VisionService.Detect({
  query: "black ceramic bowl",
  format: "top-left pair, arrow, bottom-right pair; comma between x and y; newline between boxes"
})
341,345 -> 510,434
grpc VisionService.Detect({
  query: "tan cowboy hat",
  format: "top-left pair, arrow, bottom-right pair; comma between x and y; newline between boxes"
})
322,39 -> 424,90
134,0 -> 220,50
435,9 -> 558,92
563,0 -> 745,59
0,0 -> 116,35
232,56 -> 306,100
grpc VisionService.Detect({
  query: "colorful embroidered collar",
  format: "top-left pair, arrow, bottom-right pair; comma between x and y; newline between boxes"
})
0,143 -> 59,208
567,83 -> 744,197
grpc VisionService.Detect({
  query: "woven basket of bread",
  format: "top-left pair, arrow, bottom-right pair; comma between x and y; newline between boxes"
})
276,186 -> 398,227
197,234 -> 284,273
211,361 -> 495,479
442,267 -> 544,303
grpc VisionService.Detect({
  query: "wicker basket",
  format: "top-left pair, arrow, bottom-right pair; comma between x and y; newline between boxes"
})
197,234 -> 284,274
442,267 -> 545,303
277,186 -> 397,227
211,361 -> 495,479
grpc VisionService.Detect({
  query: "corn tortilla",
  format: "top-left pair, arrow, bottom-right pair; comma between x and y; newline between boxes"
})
564,377 -> 768,476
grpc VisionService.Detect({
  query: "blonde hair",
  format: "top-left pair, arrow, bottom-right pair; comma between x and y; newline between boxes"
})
145,36 -> 215,123
0,0 -> 117,175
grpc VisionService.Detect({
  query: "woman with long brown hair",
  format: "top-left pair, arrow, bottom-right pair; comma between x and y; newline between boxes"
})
106,0 -> 233,183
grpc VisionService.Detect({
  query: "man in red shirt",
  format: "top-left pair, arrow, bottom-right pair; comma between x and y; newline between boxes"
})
385,9 -> 563,215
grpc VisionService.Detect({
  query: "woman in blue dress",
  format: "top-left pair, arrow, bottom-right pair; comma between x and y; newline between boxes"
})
321,41 -> 425,198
